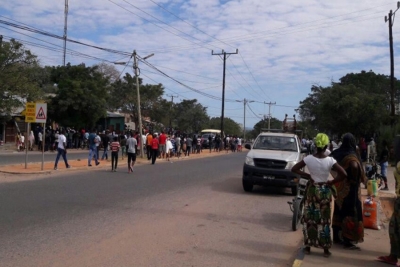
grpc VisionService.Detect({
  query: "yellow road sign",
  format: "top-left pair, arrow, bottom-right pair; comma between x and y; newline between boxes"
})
25,102 -> 36,122
25,102 -> 47,123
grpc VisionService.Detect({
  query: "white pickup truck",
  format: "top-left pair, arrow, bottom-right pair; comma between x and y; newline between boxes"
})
242,131 -> 307,195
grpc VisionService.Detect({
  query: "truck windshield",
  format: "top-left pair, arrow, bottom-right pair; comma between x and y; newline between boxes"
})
252,136 -> 298,151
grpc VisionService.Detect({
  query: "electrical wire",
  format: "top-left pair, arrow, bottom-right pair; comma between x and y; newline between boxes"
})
108,0 -> 216,52
137,57 -> 237,102
0,19 -> 132,56
148,0 -> 236,50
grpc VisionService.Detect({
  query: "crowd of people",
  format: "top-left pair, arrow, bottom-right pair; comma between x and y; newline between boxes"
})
291,132 -> 398,265
49,127 -> 244,171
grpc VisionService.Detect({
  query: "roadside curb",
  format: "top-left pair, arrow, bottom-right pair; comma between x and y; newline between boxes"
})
0,151 -> 235,175
292,245 -> 305,267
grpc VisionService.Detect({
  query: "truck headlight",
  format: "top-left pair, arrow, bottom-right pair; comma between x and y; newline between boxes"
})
245,156 -> 255,166
285,161 -> 297,169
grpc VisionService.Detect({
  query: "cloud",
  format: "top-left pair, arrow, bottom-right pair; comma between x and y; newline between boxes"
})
0,0 -> 398,128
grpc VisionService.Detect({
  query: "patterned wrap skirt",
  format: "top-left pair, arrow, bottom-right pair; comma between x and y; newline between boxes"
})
390,198 -> 400,257
303,183 -> 333,249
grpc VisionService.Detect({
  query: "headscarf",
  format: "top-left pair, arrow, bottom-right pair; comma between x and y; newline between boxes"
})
331,133 -> 357,163
315,133 -> 329,148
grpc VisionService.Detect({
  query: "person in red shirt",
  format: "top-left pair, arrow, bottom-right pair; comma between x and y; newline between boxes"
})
151,133 -> 159,165
158,131 -> 167,159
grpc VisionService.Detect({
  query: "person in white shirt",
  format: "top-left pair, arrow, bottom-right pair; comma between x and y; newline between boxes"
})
126,134 -> 137,173
38,131 -> 43,151
291,133 -> 347,258
53,129 -> 70,170
166,137 -> 173,161
19,133 -> 25,151
95,133 -> 101,159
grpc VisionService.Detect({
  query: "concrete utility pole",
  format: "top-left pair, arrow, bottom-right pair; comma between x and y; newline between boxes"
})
63,0 -> 69,66
264,101 -> 276,130
385,1 -> 400,120
212,49 -> 238,138
236,98 -> 254,140
166,94 -> 178,131
132,50 -> 154,158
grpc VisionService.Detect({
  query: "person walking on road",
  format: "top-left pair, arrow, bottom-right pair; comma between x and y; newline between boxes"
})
291,133 -> 347,257
101,131 -> 110,161
38,130 -> 43,151
146,132 -> 153,160
331,133 -> 365,250
127,134 -> 137,173
54,129 -> 70,170
88,129 -> 100,167
28,131 -> 35,151
158,131 -> 167,159
151,133 -> 159,165
377,161 -> 400,266
185,135 -> 192,157
110,136 -> 120,172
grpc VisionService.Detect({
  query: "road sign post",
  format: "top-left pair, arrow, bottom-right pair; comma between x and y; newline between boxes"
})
25,103 -> 47,170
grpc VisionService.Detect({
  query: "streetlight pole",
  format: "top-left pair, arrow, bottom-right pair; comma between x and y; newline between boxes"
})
133,50 -> 154,158
115,51 -> 154,159
385,1 -> 400,120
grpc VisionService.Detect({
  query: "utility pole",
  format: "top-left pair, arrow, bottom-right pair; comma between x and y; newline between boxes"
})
133,50 -> 144,158
63,0 -> 69,66
132,50 -> 154,158
0,35 -> 2,46
264,101 -> 276,130
237,98 -> 254,140
212,49 -> 238,138
385,2 -> 400,120
166,94 -> 178,132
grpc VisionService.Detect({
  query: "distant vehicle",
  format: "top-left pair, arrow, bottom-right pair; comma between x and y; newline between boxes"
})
201,129 -> 221,135
200,129 -> 221,148
242,130 -> 307,195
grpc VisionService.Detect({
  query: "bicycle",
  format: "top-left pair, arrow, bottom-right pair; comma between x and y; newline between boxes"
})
287,176 -> 309,231
365,157 -> 384,190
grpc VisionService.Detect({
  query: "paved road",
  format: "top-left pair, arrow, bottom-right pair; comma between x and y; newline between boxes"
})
0,150 -> 93,165
0,152 -> 302,267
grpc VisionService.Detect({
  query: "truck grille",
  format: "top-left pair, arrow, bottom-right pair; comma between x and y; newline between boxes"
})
254,159 -> 287,169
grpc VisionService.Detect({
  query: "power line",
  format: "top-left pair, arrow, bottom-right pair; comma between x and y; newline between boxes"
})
148,0 -> 236,50
238,52 -> 271,101
108,0 -> 216,52
138,57 -> 237,102
0,19 -> 132,56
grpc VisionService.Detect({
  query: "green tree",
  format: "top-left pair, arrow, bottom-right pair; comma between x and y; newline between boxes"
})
0,39 -> 43,121
298,72 -> 389,137
249,117 -> 282,138
109,74 -> 165,129
207,117 -> 242,137
173,99 -> 209,133
47,63 -> 109,128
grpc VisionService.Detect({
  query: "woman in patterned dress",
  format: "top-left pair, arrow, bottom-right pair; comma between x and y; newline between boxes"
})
331,133 -> 365,250
376,158 -> 400,265
292,133 -> 347,257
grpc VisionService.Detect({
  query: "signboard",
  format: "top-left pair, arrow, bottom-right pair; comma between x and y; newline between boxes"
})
25,102 -> 47,123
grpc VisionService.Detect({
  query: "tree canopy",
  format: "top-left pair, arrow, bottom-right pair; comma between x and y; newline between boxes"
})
47,63 -> 109,128
297,71 -> 394,138
0,39 -> 43,121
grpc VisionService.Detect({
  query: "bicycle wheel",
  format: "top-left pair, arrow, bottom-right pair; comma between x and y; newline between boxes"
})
292,198 -> 304,231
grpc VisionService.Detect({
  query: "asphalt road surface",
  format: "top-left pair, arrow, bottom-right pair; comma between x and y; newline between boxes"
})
0,152 -> 302,267
0,150 -> 91,165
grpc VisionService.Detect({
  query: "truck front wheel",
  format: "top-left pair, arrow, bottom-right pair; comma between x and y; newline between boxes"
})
242,179 -> 253,192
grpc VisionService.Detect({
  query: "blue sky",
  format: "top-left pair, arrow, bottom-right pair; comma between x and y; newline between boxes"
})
0,0 -> 399,129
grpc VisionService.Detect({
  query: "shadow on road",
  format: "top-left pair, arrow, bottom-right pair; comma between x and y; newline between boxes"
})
210,177 -> 294,197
